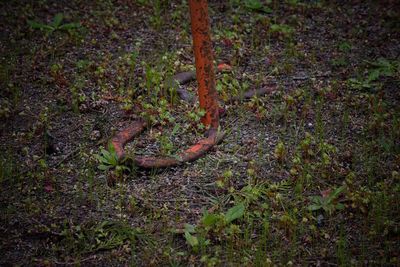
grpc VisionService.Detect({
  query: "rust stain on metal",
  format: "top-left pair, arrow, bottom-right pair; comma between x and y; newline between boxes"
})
133,129 -> 223,168
111,120 -> 147,159
189,0 -> 219,128
134,156 -> 179,169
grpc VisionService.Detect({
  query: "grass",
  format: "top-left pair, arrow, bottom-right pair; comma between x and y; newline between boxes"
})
0,0 -> 399,265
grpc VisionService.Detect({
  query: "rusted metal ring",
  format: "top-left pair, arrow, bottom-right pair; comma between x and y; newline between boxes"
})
111,71 -> 223,169
112,125 -> 222,169
111,67 -> 274,169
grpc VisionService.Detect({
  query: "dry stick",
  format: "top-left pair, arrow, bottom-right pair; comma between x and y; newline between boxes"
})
133,193 -> 189,203
50,147 -> 81,168
17,146 -> 80,177
29,217 -> 63,237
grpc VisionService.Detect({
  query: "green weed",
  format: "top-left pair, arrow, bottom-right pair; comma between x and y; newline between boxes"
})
244,0 -> 272,13
269,23 -> 294,39
28,13 -> 81,36
58,220 -> 145,257
182,202 -> 245,252
95,143 -> 132,179
308,185 -> 346,215
0,151 -> 17,183
348,58 -> 399,90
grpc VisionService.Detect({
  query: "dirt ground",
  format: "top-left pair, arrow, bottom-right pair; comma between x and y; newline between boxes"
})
1,0 -> 399,266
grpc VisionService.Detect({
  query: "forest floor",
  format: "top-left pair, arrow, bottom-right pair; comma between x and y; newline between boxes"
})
1,0 -> 399,266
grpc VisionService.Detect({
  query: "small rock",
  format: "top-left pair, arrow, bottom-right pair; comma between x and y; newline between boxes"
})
317,214 -> 324,227
90,130 -> 101,141
79,103 -> 88,112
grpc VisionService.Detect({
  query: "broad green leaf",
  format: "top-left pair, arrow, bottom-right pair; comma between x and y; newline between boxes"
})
52,13 -> 64,28
310,195 -> 323,204
94,154 -> 110,164
184,223 -> 196,233
375,58 -> 391,68
307,204 -> 322,211
184,231 -> 198,247
327,185 -> 345,203
101,148 -> 118,166
336,203 -> 345,210
225,202 -> 245,223
59,22 -> 81,30
101,148 -> 113,161
245,0 -> 265,11
108,142 -> 116,153
171,123 -> 180,136
367,69 -> 380,82
116,165 -> 130,173
109,154 -> 118,166
27,20 -> 53,31
98,164 -> 111,171
201,213 -> 220,227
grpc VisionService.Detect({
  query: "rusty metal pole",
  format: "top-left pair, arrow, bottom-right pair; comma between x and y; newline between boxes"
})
189,0 -> 219,129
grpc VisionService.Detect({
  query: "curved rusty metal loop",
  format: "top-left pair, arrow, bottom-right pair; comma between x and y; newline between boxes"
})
111,120 -> 147,159
111,121 -> 223,169
134,128 -> 224,168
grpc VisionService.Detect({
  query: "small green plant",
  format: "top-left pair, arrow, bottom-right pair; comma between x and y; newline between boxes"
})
338,41 -> 352,53
70,75 -> 86,113
186,108 -> 206,130
0,98 -> 11,118
366,58 -> 399,82
150,0 -> 163,30
331,41 -> 352,68
308,185 -> 346,215
159,134 -> 174,156
182,203 -> 245,252
216,169 -> 233,188
28,13 -> 81,36
331,57 -> 348,67
269,23 -> 294,38
348,58 -> 399,90
59,220 -> 144,256
95,143 -> 130,177
216,73 -> 249,102
0,151 -> 16,183
337,225 -> 350,266
183,224 -> 204,252
244,0 -> 272,13
140,98 -> 175,126
274,141 -> 286,162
